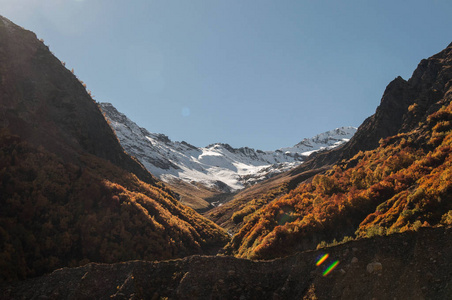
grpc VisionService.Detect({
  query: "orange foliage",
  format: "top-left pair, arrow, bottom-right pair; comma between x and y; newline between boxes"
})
226,102 -> 452,260
0,131 -> 228,282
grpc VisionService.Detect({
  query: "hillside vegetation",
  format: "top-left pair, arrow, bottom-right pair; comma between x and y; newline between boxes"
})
0,130 -> 228,281
225,43 -> 452,259
0,16 -> 228,282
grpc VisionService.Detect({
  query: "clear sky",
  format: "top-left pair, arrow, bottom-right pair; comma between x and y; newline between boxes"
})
2,1 -> 452,150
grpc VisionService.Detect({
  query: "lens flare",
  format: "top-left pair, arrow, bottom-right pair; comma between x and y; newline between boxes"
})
322,260 -> 340,276
316,253 -> 329,266
181,107 -> 191,117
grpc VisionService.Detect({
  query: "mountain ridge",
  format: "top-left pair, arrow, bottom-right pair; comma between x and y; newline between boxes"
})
100,102 -> 356,194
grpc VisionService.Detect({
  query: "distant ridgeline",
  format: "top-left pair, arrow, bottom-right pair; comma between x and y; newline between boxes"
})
100,102 -> 356,194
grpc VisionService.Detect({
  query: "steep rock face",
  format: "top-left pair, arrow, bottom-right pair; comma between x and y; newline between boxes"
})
402,42 -> 452,130
341,43 -> 452,160
340,76 -> 416,159
100,102 -> 356,192
282,42 -> 452,176
0,16 -> 153,184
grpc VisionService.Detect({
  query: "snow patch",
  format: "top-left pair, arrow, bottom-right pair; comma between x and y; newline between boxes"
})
100,102 -> 357,192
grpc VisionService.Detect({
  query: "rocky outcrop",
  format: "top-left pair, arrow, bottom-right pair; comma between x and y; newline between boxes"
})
341,76 -> 416,158
3,227 -> 451,299
284,42 -> 452,176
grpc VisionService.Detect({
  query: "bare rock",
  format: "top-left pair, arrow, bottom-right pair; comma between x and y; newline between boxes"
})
367,262 -> 383,274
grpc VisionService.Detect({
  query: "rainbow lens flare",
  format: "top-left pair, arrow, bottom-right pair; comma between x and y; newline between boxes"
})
322,260 -> 340,276
316,253 -> 329,266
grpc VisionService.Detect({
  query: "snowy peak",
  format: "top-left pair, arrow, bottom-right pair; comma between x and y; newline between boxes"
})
100,102 -> 356,192
297,127 -> 356,147
285,126 -> 357,155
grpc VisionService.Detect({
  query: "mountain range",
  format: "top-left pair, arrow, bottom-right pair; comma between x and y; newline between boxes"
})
100,101 -> 356,208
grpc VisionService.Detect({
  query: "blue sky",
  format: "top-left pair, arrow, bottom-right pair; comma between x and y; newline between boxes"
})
2,1 -> 452,150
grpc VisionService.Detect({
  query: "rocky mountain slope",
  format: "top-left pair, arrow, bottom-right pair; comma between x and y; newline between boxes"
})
205,42 -> 452,237
0,15 -> 228,282
100,102 -> 356,193
223,42 -> 452,260
3,227 -> 451,299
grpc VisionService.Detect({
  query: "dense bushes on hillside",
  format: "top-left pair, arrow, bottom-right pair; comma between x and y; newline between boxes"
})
231,183 -> 289,224
0,16 -> 231,283
0,131 -> 228,282
225,102 -> 452,259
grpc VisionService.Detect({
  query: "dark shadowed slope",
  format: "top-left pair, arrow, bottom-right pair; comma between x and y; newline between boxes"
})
3,227 -> 451,299
0,16 -> 228,282
0,16 -> 153,184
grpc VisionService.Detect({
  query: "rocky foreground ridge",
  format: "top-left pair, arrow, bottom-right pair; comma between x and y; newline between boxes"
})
2,227 -> 451,299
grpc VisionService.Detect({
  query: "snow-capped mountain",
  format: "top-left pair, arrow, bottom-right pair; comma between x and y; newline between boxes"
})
100,103 -> 356,192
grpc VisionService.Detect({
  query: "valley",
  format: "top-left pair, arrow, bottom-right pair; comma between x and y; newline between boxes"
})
1,14 -> 452,300
100,101 -> 356,210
